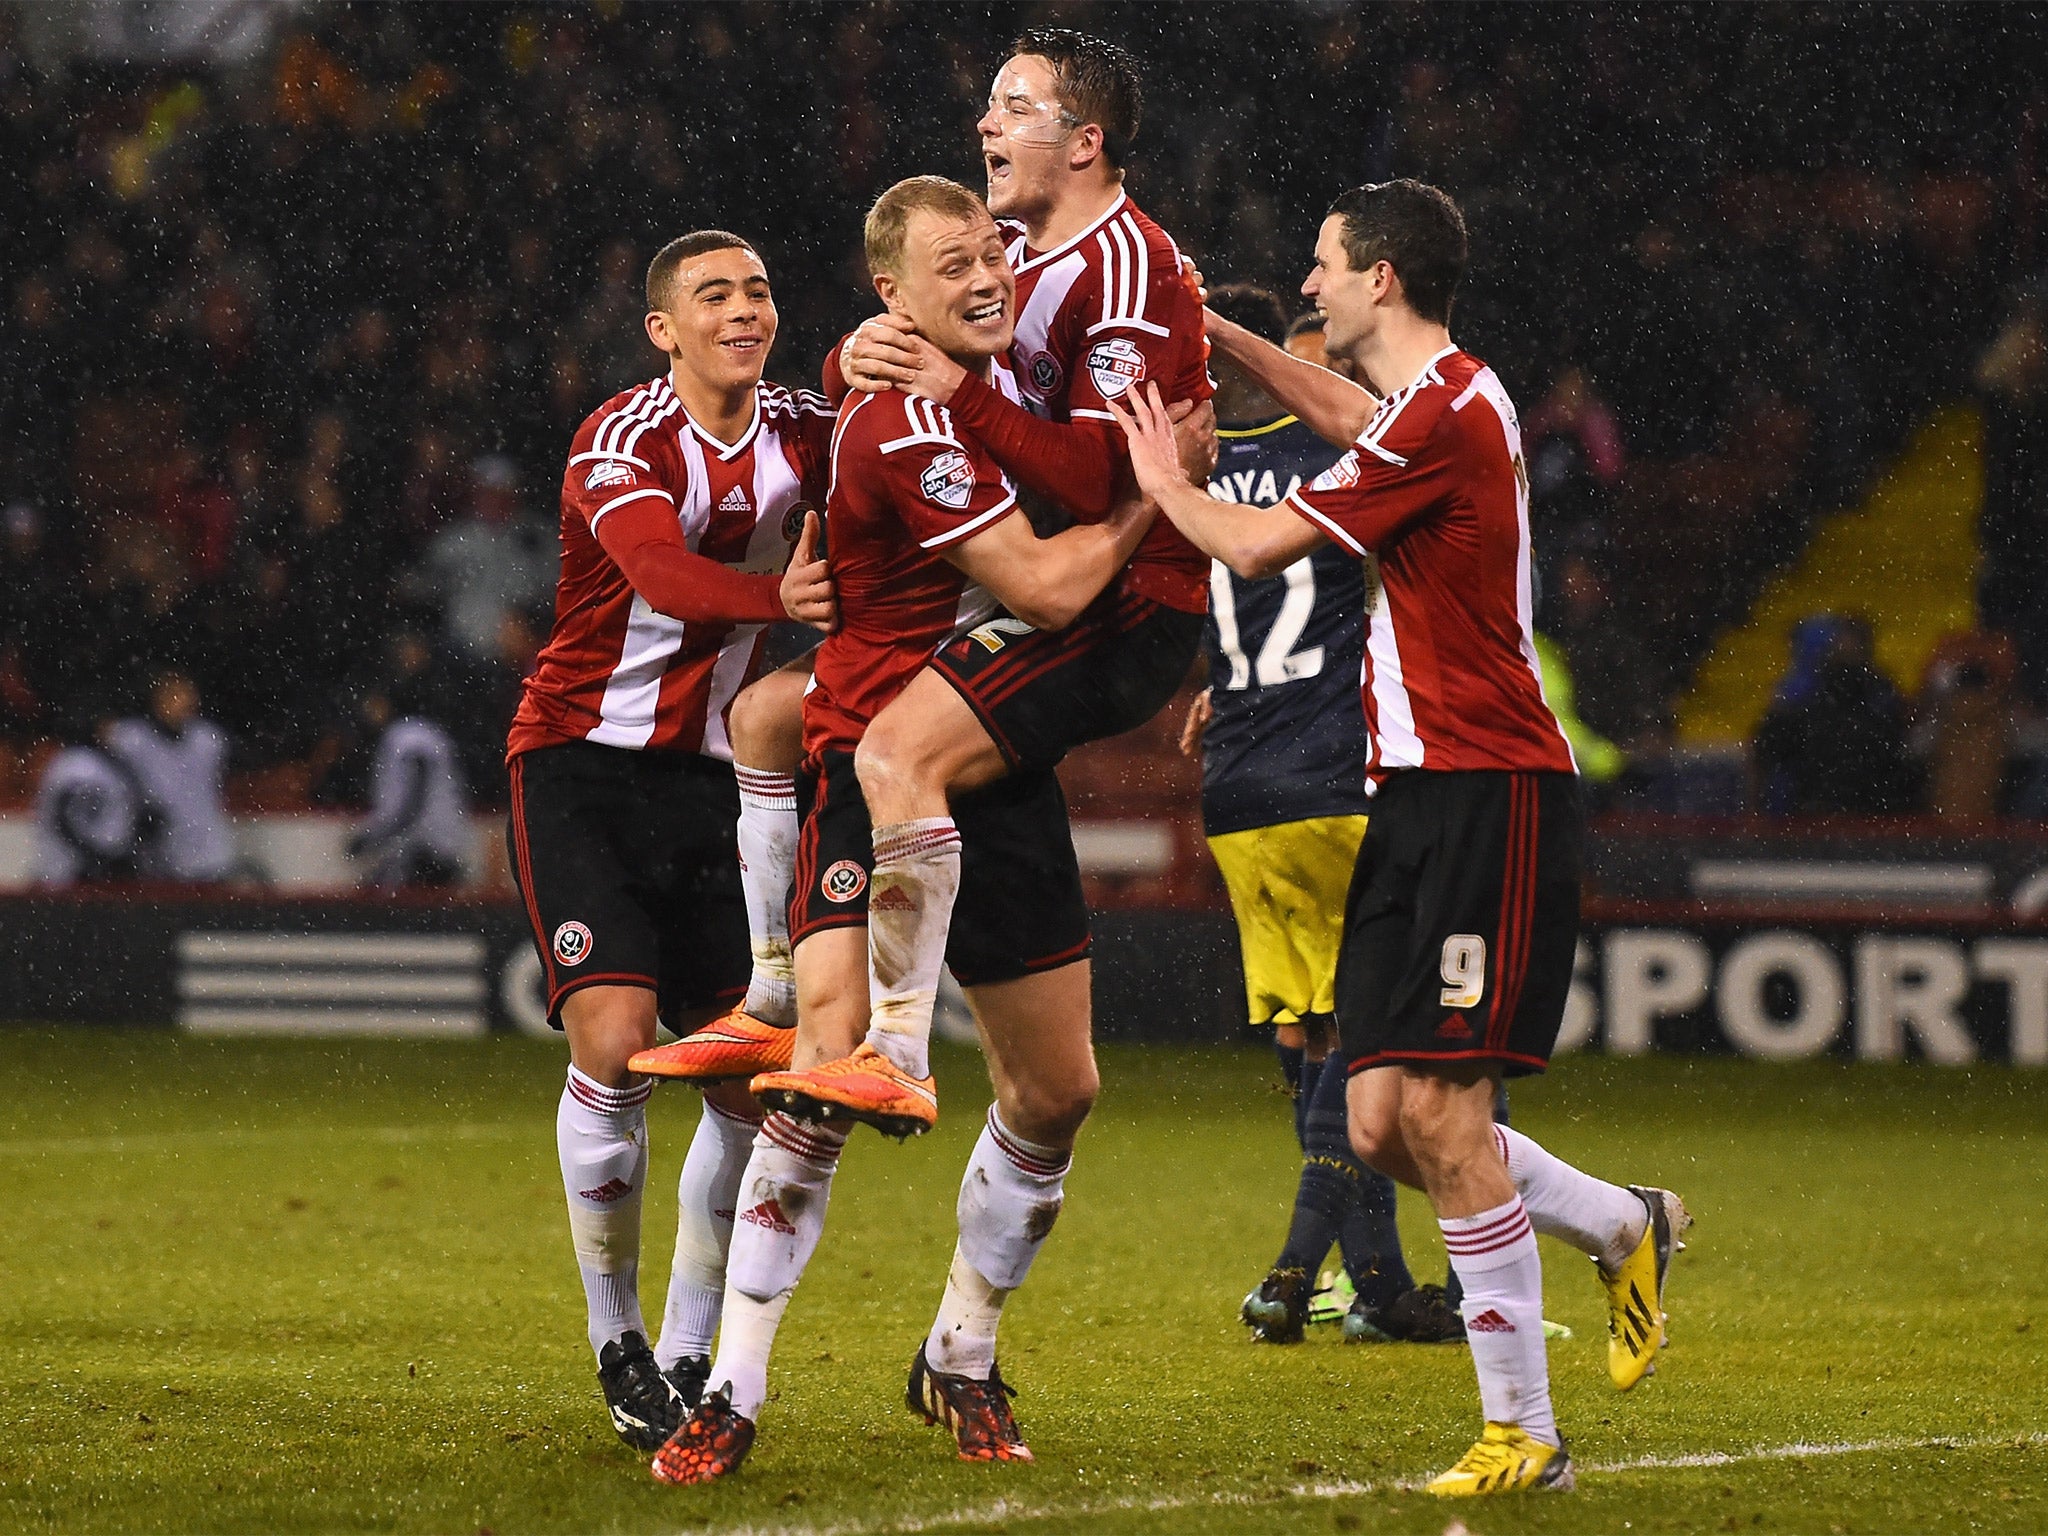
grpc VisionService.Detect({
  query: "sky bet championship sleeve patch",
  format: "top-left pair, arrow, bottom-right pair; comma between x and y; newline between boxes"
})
583,458 -> 636,491
1085,337 -> 1148,400
920,449 -> 977,510
1310,452 -> 1362,491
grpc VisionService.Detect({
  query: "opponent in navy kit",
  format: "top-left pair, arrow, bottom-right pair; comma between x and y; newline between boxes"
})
1201,413 -> 1373,839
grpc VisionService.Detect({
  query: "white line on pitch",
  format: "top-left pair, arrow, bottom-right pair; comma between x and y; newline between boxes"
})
707,1430 -> 2047,1536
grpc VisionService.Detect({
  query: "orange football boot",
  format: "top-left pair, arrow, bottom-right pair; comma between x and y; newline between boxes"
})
649,1388 -> 755,1485
906,1345 -> 1032,1462
750,1042 -> 937,1137
629,1009 -> 794,1082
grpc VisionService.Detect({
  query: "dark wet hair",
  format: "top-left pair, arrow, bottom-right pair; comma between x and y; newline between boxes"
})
646,230 -> 758,311
1206,283 -> 1289,345
1325,180 -> 1467,326
1011,27 -> 1143,170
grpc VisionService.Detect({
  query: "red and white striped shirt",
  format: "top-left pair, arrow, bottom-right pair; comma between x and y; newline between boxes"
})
508,375 -> 832,762
1282,347 -> 1576,782
999,193 -> 1214,612
802,368 -> 1022,762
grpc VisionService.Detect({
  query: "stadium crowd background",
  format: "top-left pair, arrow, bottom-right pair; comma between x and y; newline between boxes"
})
3,1 -> 2044,859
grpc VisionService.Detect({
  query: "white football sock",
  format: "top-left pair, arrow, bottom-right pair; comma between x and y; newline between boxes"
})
556,1065 -> 652,1358
928,1108 -> 1071,1378
734,767 -> 799,1027
706,1112 -> 847,1420
1442,1197 -> 1557,1447
863,817 -> 961,1079
1493,1124 -> 1647,1269
925,1243 -> 1011,1379
655,1097 -> 760,1370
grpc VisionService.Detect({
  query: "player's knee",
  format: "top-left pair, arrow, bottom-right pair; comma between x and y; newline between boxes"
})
561,989 -> 657,1084
1393,1088 -> 1450,1156
569,1028 -> 638,1089
855,712 -> 935,788
1002,1069 -> 1096,1145
1347,1101 -> 1404,1170
851,728 -> 909,804
730,675 -> 803,771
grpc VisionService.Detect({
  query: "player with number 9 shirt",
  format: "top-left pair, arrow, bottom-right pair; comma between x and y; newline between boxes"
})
1112,180 -> 1692,1499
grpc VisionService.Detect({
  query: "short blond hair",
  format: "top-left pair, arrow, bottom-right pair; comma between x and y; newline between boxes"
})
864,176 -> 990,279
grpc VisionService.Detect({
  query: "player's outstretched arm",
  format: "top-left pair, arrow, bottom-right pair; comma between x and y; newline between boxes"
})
1204,309 -> 1381,450
594,498 -> 789,626
1106,384 -> 1323,581
943,496 -> 1155,632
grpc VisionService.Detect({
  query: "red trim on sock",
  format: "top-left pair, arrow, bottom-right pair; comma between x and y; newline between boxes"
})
706,1098 -> 765,1129
762,1112 -> 845,1164
987,1109 -> 1071,1177
567,1070 -> 653,1115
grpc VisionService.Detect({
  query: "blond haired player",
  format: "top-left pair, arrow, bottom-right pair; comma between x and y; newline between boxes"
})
651,176 -> 1173,1485
636,29 -> 1215,1138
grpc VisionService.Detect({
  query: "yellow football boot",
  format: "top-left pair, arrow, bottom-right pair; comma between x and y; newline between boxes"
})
1425,1422 -> 1575,1496
1601,1184 -> 1693,1390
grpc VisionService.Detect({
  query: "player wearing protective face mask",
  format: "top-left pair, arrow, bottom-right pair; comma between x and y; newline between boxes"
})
642,29 -> 1219,1141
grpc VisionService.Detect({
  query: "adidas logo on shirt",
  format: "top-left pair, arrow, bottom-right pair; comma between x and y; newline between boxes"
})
718,485 -> 752,514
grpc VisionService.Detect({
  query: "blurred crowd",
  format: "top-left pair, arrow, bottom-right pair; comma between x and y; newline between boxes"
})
1,1 -> 2042,856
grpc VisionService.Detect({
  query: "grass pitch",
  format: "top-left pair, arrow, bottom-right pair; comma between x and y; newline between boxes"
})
0,1030 -> 2043,1534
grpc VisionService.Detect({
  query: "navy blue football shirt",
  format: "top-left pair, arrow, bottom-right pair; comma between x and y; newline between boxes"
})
1201,414 -> 1373,836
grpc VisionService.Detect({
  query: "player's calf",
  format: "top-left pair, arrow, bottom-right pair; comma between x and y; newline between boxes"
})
1486,1124 -> 1692,1388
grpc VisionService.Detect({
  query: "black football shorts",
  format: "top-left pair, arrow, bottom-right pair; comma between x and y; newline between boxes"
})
1335,769 -> 1584,1078
927,586 -> 1202,771
789,748 -> 1091,988
507,741 -> 749,1027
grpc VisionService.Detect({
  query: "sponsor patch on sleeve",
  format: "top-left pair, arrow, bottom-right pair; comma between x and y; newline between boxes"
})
919,449 -> 977,511
1085,337 -> 1148,400
584,459 -> 635,491
1308,451 -> 1362,492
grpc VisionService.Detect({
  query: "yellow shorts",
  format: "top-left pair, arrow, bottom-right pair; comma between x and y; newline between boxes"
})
1207,814 -> 1369,1028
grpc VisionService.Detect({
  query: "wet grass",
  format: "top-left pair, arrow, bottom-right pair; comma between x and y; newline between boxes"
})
0,1030 -> 2042,1533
